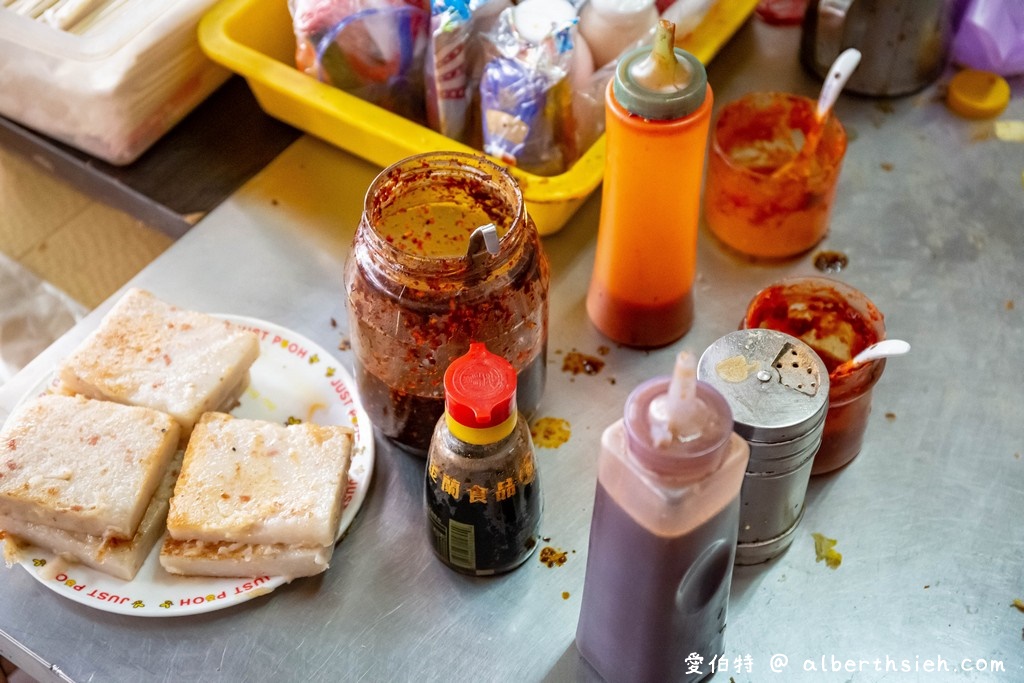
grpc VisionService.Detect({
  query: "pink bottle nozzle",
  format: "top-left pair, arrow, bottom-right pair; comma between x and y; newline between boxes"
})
624,351 -> 733,479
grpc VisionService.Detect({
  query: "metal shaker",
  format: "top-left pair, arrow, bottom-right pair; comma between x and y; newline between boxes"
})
799,0 -> 955,97
697,329 -> 829,565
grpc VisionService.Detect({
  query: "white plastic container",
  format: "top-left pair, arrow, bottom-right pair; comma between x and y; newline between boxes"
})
578,0 -> 658,69
0,0 -> 228,164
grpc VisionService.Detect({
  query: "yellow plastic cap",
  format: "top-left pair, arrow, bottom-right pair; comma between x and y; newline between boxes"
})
947,69 -> 1011,119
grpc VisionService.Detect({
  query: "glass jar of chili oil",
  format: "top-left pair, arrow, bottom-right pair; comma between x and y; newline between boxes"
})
345,151 -> 549,455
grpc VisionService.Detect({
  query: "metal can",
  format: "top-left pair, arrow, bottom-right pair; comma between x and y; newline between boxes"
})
697,328 -> 829,565
345,151 -> 549,455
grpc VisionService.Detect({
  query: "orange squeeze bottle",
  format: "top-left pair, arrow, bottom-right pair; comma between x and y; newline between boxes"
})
586,19 -> 713,348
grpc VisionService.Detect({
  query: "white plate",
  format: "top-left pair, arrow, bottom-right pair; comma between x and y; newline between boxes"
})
3,315 -> 374,617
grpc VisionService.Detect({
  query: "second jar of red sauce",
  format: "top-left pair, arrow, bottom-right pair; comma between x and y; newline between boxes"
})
742,276 -> 887,474
345,152 -> 550,455
704,92 -> 847,259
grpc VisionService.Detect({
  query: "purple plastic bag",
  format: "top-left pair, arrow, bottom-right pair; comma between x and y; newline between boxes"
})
951,0 -> 1024,75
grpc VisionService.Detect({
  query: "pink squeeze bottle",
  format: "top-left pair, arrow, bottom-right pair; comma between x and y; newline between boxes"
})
576,352 -> 749,682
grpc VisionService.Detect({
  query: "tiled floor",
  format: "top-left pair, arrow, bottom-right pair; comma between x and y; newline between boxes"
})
1,144 -> 174,383
1,657 -> 32,683
0,145 -> 173,310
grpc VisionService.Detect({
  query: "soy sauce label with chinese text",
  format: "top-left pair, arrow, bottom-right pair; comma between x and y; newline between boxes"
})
425,460 -> 539,575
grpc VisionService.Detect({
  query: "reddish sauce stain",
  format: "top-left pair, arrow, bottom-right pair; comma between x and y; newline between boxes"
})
562,351 -> 605,376
540,546 -> 569,568
814,250 -> 849,274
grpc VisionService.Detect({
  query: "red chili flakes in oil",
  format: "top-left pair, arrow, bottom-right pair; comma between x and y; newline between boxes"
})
746,286 -> 878,373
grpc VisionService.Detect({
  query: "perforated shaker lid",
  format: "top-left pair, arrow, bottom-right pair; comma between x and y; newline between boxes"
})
697,329 -> 829,444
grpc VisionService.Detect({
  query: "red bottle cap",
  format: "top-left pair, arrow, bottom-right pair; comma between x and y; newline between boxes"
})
445,343 -> 518,440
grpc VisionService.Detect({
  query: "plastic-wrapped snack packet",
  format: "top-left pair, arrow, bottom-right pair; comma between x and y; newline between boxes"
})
290,0 -> 358,75
480,58 -> 549,167
426,0 -> 510,144
427,1 -> 474,140
289,0 -> 431,123
479,0 -> 580,176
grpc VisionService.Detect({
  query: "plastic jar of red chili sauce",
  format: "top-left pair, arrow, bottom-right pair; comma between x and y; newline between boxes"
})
742,276 -> 887,474
345,152 -> 550,455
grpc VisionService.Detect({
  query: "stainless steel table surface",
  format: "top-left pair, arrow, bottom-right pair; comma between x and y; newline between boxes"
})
1,18 -> 1022,683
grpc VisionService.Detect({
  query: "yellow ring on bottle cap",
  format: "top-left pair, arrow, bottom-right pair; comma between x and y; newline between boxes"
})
446,411 -> 517,446
947,69 -> 1011,119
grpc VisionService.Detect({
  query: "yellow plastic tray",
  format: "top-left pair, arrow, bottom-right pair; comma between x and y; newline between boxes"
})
198,0 -> 757,235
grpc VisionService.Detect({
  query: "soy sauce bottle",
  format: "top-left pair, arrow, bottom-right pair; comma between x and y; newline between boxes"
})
425,343 -> 542,575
